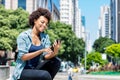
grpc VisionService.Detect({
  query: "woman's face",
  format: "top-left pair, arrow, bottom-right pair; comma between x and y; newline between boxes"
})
34,16 -> 48,32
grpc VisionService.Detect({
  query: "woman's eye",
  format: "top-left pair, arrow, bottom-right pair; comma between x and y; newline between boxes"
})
41,21 -> 44,23
40,21 -> 48,26
46,23 -> 48,26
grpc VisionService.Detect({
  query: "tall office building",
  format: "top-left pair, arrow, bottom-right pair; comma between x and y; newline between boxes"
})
2,0 -> 60,21
39,0 -> 60,21
5,0 -> 18,10
98,5 -> 110,38
48,0 -> 60,21
75,8 -> 82,38
81,16 -> 86,40
60,0 -> 73,27
37,0 -> 60,21
73,0 -> 80,32
110,0 -> 120,42
0,0 -> 5,5
74,0 -> 82,38
60,0 -> 82,38
38,0 -> 48,8
4,0 -> 39,13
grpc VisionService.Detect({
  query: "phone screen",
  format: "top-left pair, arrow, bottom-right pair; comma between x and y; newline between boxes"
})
56,39 -> 61,43
50,46 -> 54,51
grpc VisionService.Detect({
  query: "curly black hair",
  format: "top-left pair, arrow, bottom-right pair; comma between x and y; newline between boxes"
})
29,7 -> 51,28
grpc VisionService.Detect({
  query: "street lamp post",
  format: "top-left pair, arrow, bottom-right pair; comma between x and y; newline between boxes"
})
84,32 -> 87,74
82,31 -> 87,74
83,30 -> 90,74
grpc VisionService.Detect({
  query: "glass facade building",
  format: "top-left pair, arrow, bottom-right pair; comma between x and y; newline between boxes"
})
48,0 -> 60,12
18,0 -> 26,10
110,0 -> 120,42
1,0 -> 5,5
81,16 -> 85,27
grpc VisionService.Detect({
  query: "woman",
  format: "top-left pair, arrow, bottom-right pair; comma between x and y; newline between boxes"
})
12,7 -> 61,80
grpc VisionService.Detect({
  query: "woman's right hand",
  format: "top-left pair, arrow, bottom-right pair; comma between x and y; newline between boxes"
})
43,47 -> 57,59
42,47 -> 53,54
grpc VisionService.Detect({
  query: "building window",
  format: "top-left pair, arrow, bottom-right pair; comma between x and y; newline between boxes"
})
1,0 -> 5,5
18,0 -> 26,10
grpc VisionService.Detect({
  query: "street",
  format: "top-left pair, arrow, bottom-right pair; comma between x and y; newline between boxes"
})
54,72 -> 120,80
7,66 -> 120,80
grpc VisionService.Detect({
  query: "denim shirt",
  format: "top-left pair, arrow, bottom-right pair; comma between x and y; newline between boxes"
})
12,29 -> 51,80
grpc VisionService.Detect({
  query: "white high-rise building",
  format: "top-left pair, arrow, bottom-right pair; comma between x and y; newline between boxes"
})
60,0 -> 82,38
3,0 -> 60,21
60,0 -> 73,26
5,0 -> 18,10
74,0 -> 82,38
98,5 -> 110,38
75,8 -> 82,38
4,0 -> 41,13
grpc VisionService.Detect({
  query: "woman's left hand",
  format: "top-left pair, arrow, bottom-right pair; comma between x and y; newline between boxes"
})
52,40 -> 61,55
45,40 -> 61,59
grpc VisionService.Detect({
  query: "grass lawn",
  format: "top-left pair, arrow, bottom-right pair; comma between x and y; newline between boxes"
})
89,71 -> 120,75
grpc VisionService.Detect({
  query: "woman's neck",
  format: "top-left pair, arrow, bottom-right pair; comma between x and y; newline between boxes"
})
32,28 -> 39,37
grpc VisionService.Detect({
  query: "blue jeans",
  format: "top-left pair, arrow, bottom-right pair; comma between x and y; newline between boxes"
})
68,75 -> 72,80
19,57 -> 61,80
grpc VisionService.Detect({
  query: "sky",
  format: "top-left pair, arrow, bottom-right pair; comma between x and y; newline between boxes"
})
79,0 -> 110,45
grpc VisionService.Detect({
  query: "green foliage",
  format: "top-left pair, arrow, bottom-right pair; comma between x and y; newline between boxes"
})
45,21 -> 85,64
82,51 -> 107,69
93,37 -> 115,53
0,6 -> 29,51
105,44 -> 120,58
0,6 -> 85,64
0,38 -> 12,50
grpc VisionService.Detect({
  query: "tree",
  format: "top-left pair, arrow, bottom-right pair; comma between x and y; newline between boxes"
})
0,6 -> 85,64
105,44 -> 120,65
105,44 -> 120,58
82,51 -> 107,69
0,6 -> 29,51
45,21 -> 85,64
93,37 -> 115,53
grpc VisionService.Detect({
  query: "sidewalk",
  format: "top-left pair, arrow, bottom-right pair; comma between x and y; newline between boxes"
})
6,66 -> 14,80
54,72 -> 120,80
7,66 -> 120,80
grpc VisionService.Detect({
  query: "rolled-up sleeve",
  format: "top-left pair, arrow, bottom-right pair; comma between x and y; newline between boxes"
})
17,33 -> 29,59
44,34 -> 51,48
42,34 -> 51,57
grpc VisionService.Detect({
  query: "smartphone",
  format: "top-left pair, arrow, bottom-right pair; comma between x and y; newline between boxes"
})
50,39 -> 61,51
56,39 -> 61,43
50,45 -> 54,51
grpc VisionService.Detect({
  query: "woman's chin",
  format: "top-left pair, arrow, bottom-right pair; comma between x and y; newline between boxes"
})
39,30 -> 44,32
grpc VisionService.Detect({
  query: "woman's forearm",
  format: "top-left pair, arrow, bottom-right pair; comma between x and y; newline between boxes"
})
21,49 -> 44,61
44,50 -> 58,59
